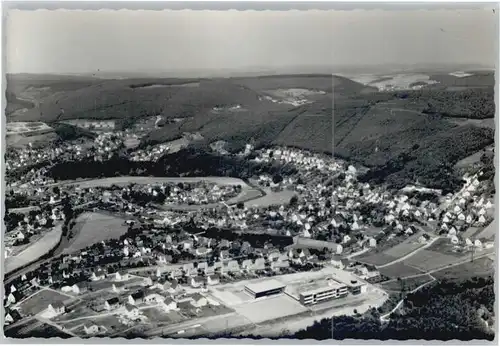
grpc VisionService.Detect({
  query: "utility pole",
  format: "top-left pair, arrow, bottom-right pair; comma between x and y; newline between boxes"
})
331,316 -> 334,340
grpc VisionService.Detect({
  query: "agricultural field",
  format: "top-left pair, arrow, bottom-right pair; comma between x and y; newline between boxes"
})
6,122 -> 53,135
383,237 -> 426,258
356,232 -> 427,266
380,274 -> 434,292
431,256 -> 494,280
378,262 -> 424,279
425,238 -> 471,258
5,224 -> 63,274
17,289 -> 74,317
53,301 -> 96,322
142,307 -> 185,324
402,249 -> 466,272
63,212 -> 128,254
245,189 -> 297,208
476,221 -> 496,240
18,322 -> 72,338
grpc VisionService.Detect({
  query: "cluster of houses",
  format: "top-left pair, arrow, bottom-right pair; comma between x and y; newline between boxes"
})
5,205 -> 65,256
250,146 -> 495,251
130,144 -> 170,162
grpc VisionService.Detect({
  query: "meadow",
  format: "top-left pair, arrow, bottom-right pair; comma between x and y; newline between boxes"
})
63,212 -> 128,254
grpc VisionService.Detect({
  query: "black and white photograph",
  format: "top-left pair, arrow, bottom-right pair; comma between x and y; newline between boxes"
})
2,4 -> 498,341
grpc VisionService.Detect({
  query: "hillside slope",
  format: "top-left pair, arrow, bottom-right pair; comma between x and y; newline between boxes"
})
7,72 -> 495,192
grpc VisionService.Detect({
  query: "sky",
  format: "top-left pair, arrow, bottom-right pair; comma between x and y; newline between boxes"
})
5,9 -> 498,75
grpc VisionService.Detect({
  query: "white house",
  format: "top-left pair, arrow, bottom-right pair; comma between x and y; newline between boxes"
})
368,238 -> 377,248
122,304 -> 140,319
114,271 -> 130,282
91,270 -> 106,281
105,297 -> 120,311
207,275 -> 220,286
161,297 -> 177,312
191,276 -> 205,288
190,293 -> 208,308
47,302 -> 65,316
84,323 -> 100,335
4,313 -> 14,325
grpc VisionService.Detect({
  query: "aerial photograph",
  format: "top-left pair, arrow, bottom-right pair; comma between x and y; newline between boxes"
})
2,7 -> 497,341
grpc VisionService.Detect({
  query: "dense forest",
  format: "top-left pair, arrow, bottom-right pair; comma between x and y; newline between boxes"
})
46,147 -> 298,182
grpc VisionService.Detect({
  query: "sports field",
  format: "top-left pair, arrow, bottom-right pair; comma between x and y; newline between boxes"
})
63,212 -> 128,254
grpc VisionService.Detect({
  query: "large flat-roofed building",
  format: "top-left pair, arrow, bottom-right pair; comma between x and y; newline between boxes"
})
245,279 -> 286,299
330,270 -> 367,295
296,279 -> 348,306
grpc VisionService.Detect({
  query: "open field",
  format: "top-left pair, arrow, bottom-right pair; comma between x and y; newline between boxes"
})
5,224 -> 63,274
233,295 -> 308,324
63,212 -> 128,254
425,238 -> 470,258
6,121 -> 53,135
142,308 -> 185,324
17,289 -> 73,316
476,221 -> 496,240
431,256 -> 494,280
355,252 -> 397,266
402,249 -> 468,272
380,274 -> 434,292
245,189 -> 296,208
378,262 -> 424,279
383,238 -> 426,258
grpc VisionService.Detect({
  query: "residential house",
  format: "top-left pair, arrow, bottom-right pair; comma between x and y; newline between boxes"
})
144,291 -> 164,304
161,297 -> 177,312
190,293 -> 208,308
183,263 -> 196,276
207,275 -> 220,286
253,258 -> 266,271
47,302 -> 65,316
105,297 -> 120,311
71,283 -> 88,295
122,303 -> 140,319
191,276 -> 205,288
114,270 -> 130,282
84,323 -> 100,335
91,270 -> 106,281
241,259 -> 253,272
128,290 -> 145,305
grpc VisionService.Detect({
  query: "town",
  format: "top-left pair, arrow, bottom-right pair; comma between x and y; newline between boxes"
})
3,118 -> 495,338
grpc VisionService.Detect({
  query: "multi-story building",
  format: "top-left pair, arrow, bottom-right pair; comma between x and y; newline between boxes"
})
297,279 -> 348,306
